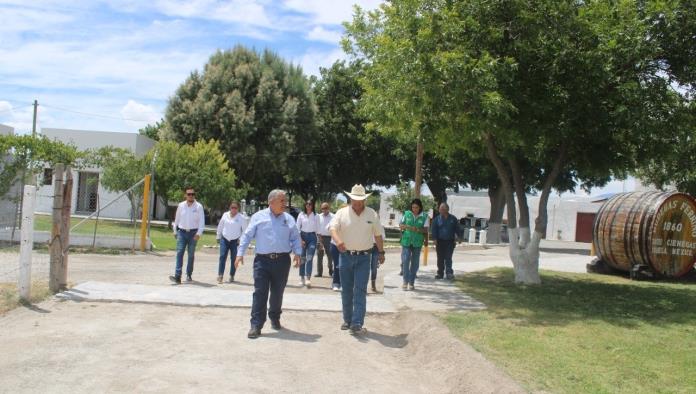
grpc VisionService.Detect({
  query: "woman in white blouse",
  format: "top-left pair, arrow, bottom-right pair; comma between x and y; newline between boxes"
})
296,201 -> 320,288
216,201 -> 248,284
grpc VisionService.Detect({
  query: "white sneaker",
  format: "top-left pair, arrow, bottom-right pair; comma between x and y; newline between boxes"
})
332,284 -> 340,291
306,278 -> 312,288
299,277 -> 306,287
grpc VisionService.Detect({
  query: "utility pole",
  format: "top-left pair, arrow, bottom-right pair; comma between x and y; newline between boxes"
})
414,136 -> 424,198
32,100 -> 38,138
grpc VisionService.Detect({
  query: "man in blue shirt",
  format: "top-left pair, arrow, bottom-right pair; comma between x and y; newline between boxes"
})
235,189 -> 302,339
431,202 -> 462,280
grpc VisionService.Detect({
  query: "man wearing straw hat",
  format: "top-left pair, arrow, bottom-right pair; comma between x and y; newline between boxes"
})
330,184 -> 385,335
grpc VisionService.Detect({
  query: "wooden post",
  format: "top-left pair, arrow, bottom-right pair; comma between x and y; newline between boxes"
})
49,164 -> 64,293
60,167 -> 72,288
19,185 -> 36,301
140,174 -> 151,251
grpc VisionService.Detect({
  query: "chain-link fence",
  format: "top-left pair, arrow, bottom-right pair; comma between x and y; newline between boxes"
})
67,177 -> 148,251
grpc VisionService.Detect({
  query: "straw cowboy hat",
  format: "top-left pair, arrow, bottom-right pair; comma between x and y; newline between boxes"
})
344,184 -> 372,201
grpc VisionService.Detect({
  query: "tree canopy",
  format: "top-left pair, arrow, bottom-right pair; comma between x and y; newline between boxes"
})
344,0 -> 684,283
163,46 -> 316,200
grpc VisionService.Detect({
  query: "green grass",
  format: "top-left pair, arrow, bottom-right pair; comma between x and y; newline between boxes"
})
444,268 -> 696,394
33,215 -> 218,251
0,281 -> 52,315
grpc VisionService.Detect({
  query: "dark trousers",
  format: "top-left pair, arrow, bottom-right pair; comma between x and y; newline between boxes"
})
218,238 -> 239,276
317,235 -> 334,275
436,239 -> 455,276
250,254 -> 291,328
370,245 -> 379,281
331,243 -> 341,285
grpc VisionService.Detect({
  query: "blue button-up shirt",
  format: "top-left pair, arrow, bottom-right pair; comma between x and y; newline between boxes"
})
431,214 -> 462,241
237,208 -> 302,256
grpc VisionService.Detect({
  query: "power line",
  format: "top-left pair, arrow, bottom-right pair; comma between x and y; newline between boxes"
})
41,103 -> 162,122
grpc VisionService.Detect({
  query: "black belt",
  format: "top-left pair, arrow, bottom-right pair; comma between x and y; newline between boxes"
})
178,228 -> 198,232
345,249 -> 372,256
257,252 -> 290,260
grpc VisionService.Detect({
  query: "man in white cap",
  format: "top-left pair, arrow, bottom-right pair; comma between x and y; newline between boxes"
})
330,184 -> 385,334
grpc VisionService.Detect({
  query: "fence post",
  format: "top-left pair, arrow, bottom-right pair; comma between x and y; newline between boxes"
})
60,166 -> 72,288
140,174 -> 151,251
18,185 -> 36,301
49,163 -> 64,293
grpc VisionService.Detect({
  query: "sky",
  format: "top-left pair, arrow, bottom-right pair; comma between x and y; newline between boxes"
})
0,0 -> 635,197
0,0 -> 380,134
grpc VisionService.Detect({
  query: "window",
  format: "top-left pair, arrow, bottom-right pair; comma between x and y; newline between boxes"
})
43,168 -> 53,186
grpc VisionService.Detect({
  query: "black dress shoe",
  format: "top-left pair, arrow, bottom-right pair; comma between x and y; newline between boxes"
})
229,275 -> 235,283
271,319 -> 282,330
435,274 -> 444,279
248,327 -> 261,339
169,275 -> 181,284
186,275 -> 192,282
340,322 -> 350,330
314,274 -> 322,277
350,325 -> 365,335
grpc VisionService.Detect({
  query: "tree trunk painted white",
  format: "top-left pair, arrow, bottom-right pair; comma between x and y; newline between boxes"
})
518,227 -> 531,248
508,228 -> 542,284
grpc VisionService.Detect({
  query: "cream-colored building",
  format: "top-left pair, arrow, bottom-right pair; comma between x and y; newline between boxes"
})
35,128 -> 165,220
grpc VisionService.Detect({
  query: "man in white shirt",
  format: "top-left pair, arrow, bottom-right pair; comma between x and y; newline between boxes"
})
330,184 -> 385,335
169,186 -> 205,284
316,202 -> 335,278
216,201 -> 248,284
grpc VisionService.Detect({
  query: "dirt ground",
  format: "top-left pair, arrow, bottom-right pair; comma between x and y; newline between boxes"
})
0,241 -> 592,393
0,301 -> 522,394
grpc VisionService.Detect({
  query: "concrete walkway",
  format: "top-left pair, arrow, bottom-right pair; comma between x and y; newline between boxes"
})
58,281 -> 397,313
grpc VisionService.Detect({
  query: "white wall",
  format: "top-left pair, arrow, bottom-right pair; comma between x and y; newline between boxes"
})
0,124 -> 13,136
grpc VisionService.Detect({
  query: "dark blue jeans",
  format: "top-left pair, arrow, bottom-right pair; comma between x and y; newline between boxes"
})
175,229 -> 198,277
299,231 -> 317,277
436,239 -> 455,276
331,243 -> 341,286
370,245 -> 379,281
218,238 -> 239,276
339,252 -> 371,327
251,254 -> 291,328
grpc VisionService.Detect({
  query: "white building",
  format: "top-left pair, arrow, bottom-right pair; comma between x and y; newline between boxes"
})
36,128 -> 163,220
380,190 -> 602,243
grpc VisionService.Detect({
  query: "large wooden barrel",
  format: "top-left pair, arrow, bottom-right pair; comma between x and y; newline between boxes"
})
593,191 -> 696,278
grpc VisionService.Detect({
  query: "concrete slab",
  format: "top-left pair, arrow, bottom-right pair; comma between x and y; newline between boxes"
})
58,281 -> 398,313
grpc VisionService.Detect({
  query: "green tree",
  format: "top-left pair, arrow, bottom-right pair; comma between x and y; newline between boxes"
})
311,60 -> 407,200
345,0 -> 679,283
163,46 -> 316,200
0,134 -> 83,197
138,120 -> 164,141
89,146 -> 148,220
146,140 -> 239,215
387,181 -> 435,213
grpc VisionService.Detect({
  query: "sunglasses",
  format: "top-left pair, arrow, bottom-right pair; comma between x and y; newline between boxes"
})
230,206 -> 239,209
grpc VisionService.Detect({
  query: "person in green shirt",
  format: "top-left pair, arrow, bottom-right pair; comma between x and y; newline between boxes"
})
399,198 -> 429,290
